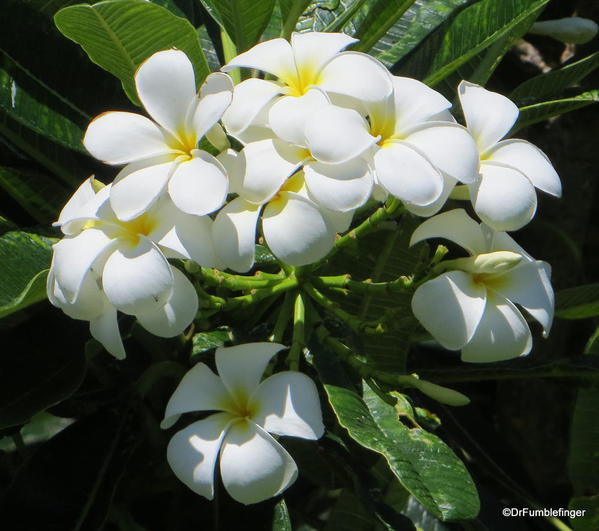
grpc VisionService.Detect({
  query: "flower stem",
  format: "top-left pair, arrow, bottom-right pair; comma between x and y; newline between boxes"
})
303,282 -> 366,332
220,276 -> 299,311
314,274 -> 412,295
269,291 -> 295,343
200,268 -> 283,290
288,292 -> 306,370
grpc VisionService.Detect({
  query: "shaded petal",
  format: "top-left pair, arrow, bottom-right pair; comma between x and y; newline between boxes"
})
136,267 -> 198,338
52,228 -> 115,301
220,420 -> 298,505
318,52 -> 393,103
411,271 -> 487,350
404,175 -> 456,217
269,90 -> 330,146
392,77 -> 451,132
304,158 -> 373,212
410,208 -> 485,254
491,261 -> 554,336
485,139 -> 561,197
84,112 -> 170,165
48,268 -> 106,322
374,142 -> 443,206
461,295 -> 532,362
110,158 -> 176,221
167,413 -> 233,500
471,162 -> 537,231
263,192 -> 336,266
222,39 -> 297,82
215,342 -> 286,400
323,208 -> 353,234
458,81 -> 519,153
55,177 -> 97,227
90,305 -> 126,360
304,105 -> 377,164
222,79 -> 282,136
251,371 -> 324,439
102,237 -> 173,315
161,364 -> 231,429
212,197 -> 261,273
237,139 -> 304,203
59,185 -> 112,235
193,73 -> 234,140
291,31 -> 357,75
135,49 -> 197,136
404,122 -> 479,184
168,150 -> 228,216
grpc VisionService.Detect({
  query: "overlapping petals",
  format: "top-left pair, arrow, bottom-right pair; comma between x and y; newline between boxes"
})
162,343 -> 324,504
411,209 -> 554,362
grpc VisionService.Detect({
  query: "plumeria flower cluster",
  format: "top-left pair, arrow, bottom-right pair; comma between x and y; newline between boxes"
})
47,30 -> 562,504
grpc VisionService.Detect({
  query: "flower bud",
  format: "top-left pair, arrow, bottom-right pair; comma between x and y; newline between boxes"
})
411,379 -> 471,407
529,17 -> 598,44
444,250 -> 523,275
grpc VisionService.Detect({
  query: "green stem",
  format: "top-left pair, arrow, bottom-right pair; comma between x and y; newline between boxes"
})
314,275 -> 412,295
219,276 -> 299,311
270,291 -> 295,343
281,0 -> 312,40
288,292 -> 306,370
303,282 -> 366,332
199,268 -> 283,290
221,29 -> 240,84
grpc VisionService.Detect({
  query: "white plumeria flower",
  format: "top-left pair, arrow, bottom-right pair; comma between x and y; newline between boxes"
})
221,31 -> 393,143
410,209 -> 554,362
214,169 -> 352,272
458,81 -> 562,231
310,76 -> 480,216
47,177 -> 220,358
84,49 -> 234,221
162,342 -> 324,505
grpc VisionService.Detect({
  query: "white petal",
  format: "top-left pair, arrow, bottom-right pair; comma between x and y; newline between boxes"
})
220,420 -> 298,505
323,208 -> 353,234
222,38 -> 297,82
135,49 -> 197,136
50,268 -> 106,321
251,371 -> 324,439
491,261 -> 554,336
193,73 -> 234,140
458,81 -> 519,154
110,158 -> 175,221
304,158 -> 373,212
84,112 -> 170,165
404,122 -> 479,184
410,208 -> 485,253
269,90 -> 330,146
411,271 -> 487,350
471,162 -> 537,231
55,177 -> 97,227
167,413 -> 233,500
212,197 -> 261,273
161,363 -> 231,430
52,228 -> 115,301
215,342 -> 286,400
318,52 -> 393,103
152,200 -> 221,267
392,77 -> 451,132
168,150 -> 228,216
217,148 -> 243,194
404,175 -> 456,217
485,139 -> 561,197
461,295 -> 532,362
59,185 -> 112,236
222,79 -> 282,136
290,31 -> 357,75
102,237 -> 173,315
263,192 -> 336,266
136,267 -> 198,338
237,139 -> 304,203
90,305 -> 126,360
304,105 -> 377,164
374,142 -> 444,206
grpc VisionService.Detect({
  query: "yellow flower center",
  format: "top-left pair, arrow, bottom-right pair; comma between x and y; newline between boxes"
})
282,63 -> 322,97
219,387 -> 260,420
168,128 -> 198,161
269,172 -> 306,207
83,213 -> 158,248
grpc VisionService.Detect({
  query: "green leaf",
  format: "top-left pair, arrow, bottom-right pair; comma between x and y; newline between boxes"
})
0,231 -> 55,319
191,328 -> 232,360
325,489 -> 375,531
555,283 -> 599,320
514,90 -> 599,131
0,166 -> 70,224
313,344 -> 480,521
396,0 -> 549,86
511,52 -> 599,104
272,498 -> 292,531
199,0 -> 276,53
54,0 -> 210,104
569,496 -> 599,531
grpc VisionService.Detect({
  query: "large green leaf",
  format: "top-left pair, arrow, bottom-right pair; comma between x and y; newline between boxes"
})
511,52 -> 599,104
199,0 -> 275,53
54,0 -> 210,104
555,283 -> 599,320
313,344 -> 480,521
396,0 -> 549,86
272,499 -> 292,531
0,231 -> 55,319
514,90 -> 599,132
